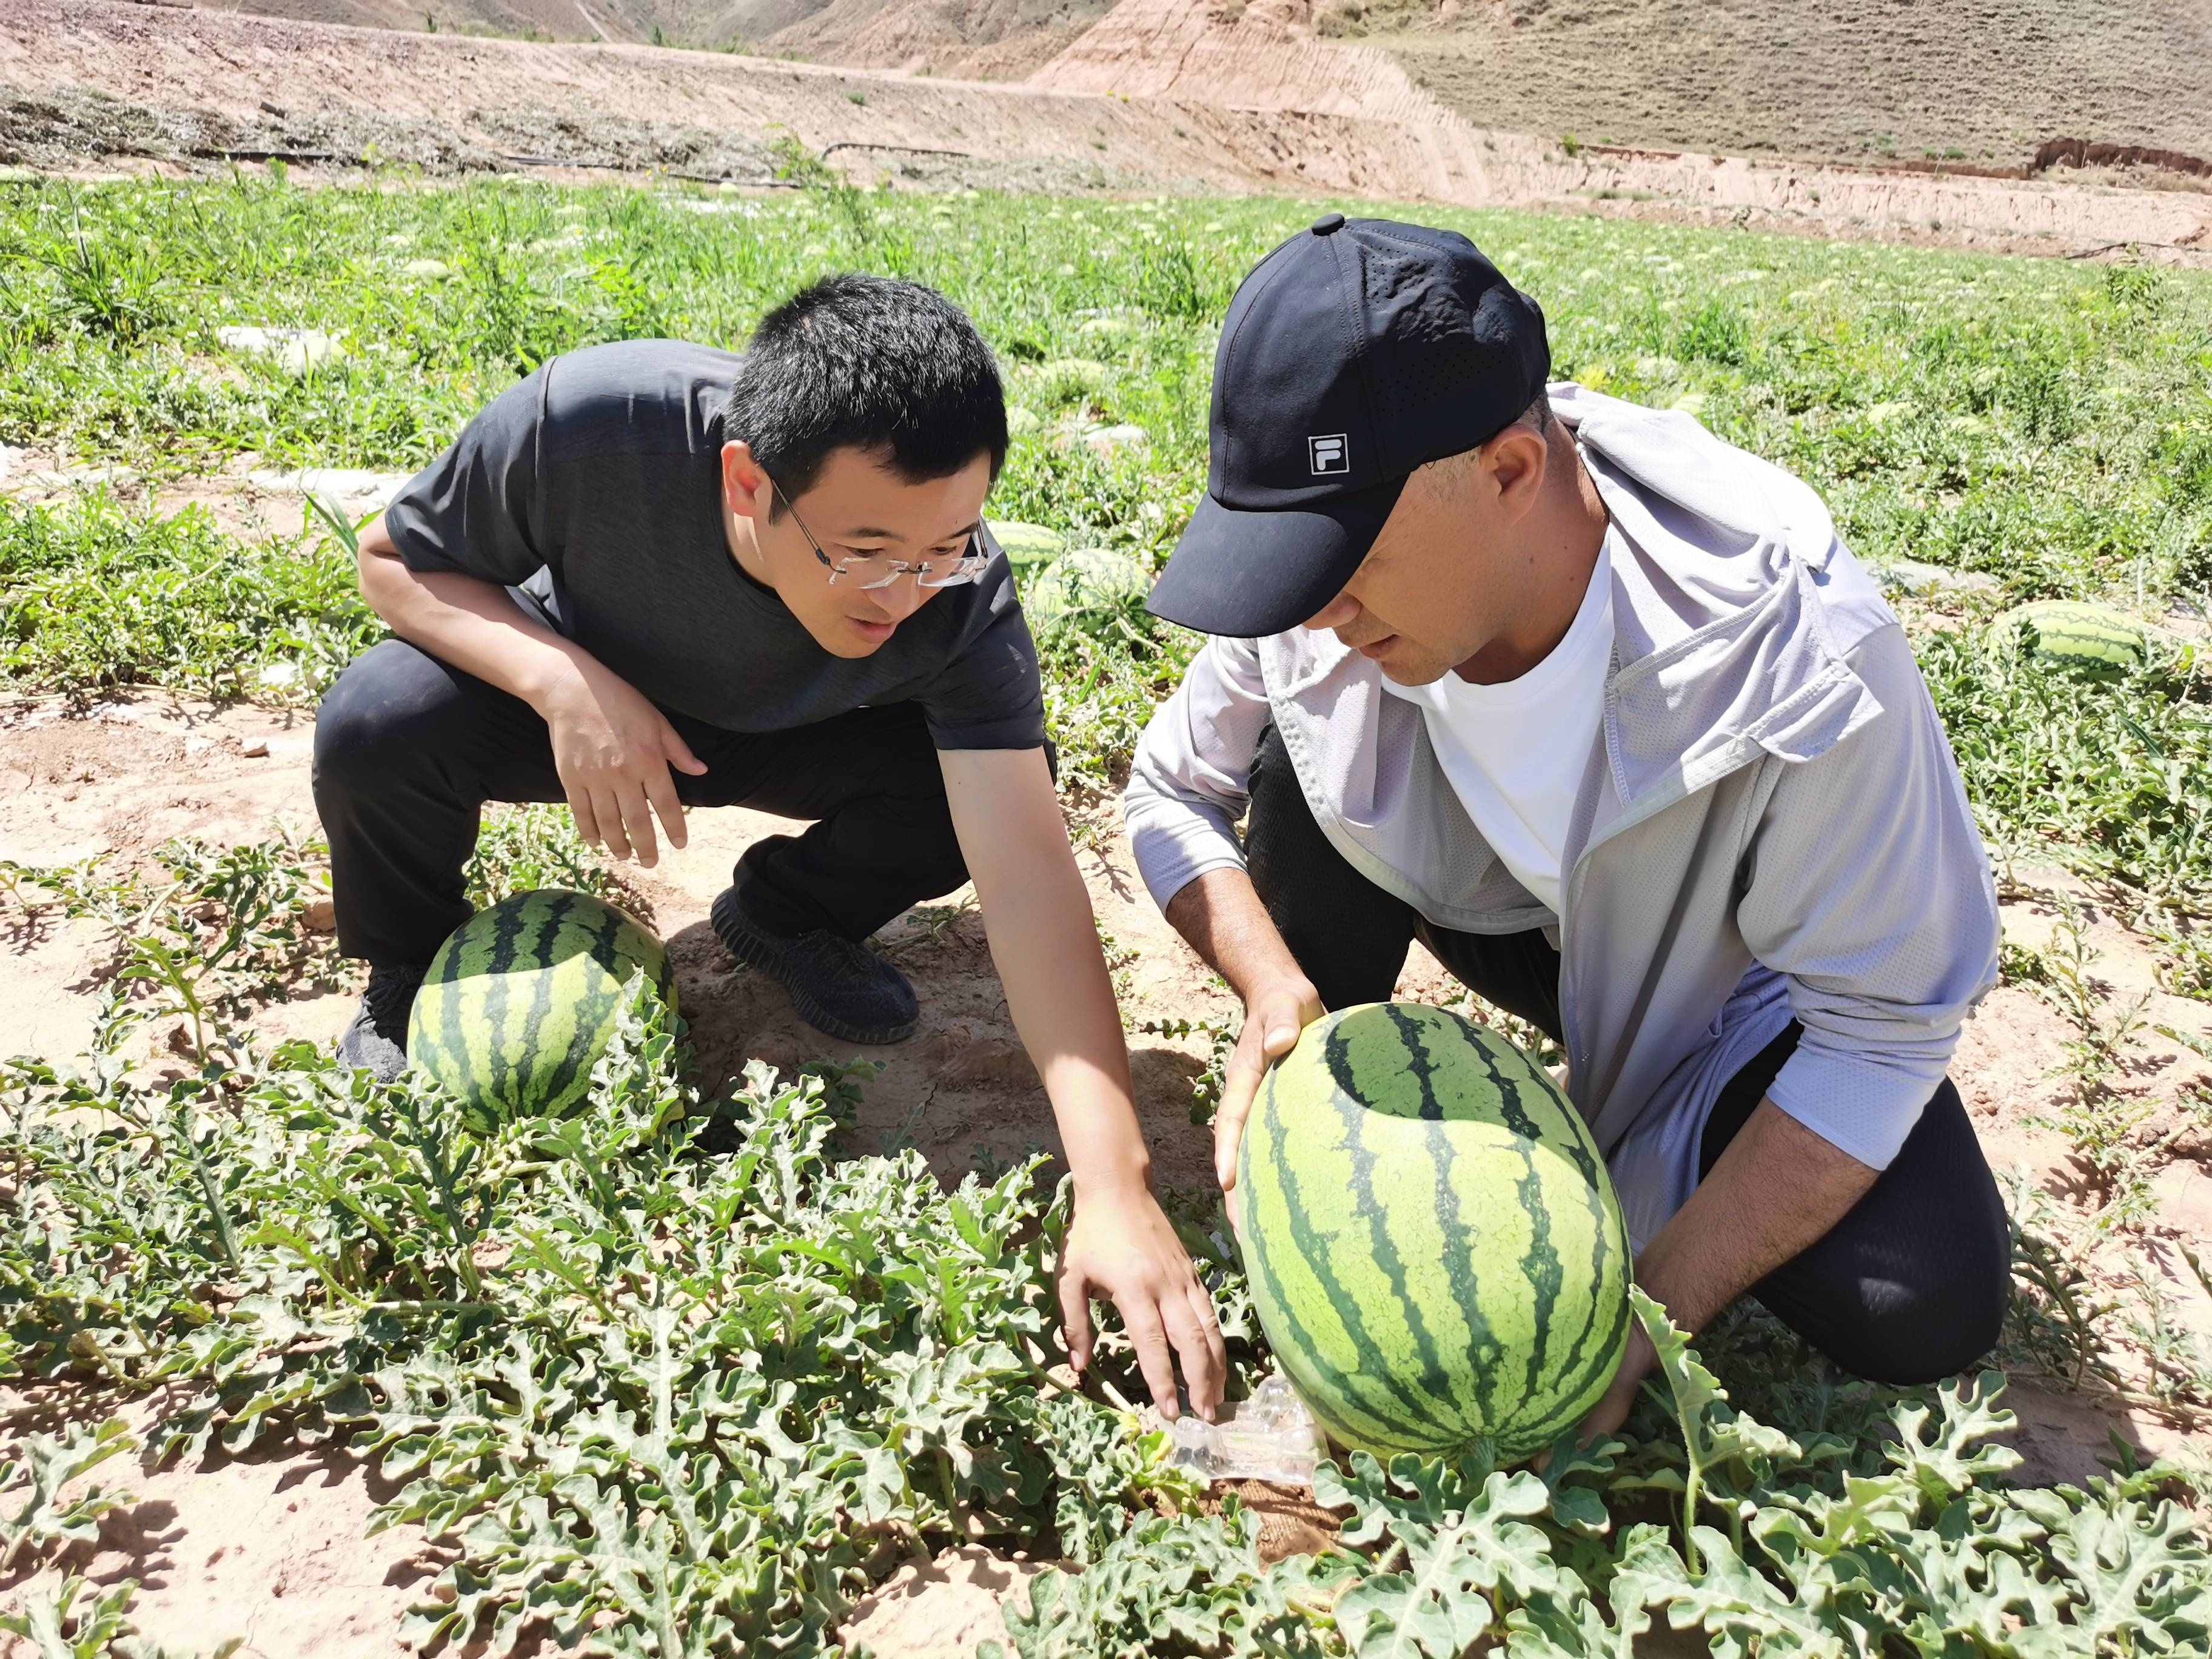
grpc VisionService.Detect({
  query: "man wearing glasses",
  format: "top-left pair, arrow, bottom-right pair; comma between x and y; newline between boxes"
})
313,274 -> 1228,1420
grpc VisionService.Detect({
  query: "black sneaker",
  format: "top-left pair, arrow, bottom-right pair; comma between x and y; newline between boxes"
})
336,962 -> 427,1082
710,888 -> 919,1045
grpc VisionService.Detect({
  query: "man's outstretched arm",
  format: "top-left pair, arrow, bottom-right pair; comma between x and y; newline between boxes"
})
1575,1104 -> 1876,1438
1161,868 -> 1324,1228
938,745 -> 1228,1422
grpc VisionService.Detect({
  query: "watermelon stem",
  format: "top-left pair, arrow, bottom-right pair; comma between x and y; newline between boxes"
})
169,1098 -> 241,1273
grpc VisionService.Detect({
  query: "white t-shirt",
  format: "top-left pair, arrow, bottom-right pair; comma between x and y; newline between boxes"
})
1379,534 -> 1615,916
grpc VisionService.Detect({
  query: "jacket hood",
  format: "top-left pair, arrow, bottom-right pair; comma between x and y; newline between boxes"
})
1552,381 -> 1894,811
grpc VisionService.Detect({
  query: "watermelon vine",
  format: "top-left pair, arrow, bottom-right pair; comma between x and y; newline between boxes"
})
2,980 -> 2205,1655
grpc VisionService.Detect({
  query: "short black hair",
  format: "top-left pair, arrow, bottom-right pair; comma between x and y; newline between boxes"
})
724,273 -> 1008,509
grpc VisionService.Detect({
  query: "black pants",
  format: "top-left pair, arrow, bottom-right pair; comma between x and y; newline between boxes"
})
1244,725 -> 2009,1386
312,638 -> 971,967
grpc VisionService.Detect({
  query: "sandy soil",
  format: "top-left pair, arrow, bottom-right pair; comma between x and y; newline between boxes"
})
3,669 -> 2209,1655
5,0 -> 2210,264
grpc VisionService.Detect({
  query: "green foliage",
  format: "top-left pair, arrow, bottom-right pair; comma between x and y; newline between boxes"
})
0,1418 -> 136,1568
991,1291 -> 2211,1658
463,801 -> 628,912
0,980 -> 1202,1652
987,1503 -> 1355,1657
4,174 -> 2210,805
2,831 -> 341,1054
0,490 -> 381,703
2,883 -> 2208,1654
4,171 -> 2212,1656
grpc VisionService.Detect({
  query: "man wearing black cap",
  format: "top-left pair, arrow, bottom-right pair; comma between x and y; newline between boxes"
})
1125,215 -> 2007,1436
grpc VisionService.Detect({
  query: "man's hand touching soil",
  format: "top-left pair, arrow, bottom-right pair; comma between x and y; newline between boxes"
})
1058,1185 -> 1228,1422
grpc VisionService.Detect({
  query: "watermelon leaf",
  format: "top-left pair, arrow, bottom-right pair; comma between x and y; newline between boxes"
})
1878,1370 -> 2022,1504
1627,1287 -> 1801,1566
1319,1453 -> 1562,1657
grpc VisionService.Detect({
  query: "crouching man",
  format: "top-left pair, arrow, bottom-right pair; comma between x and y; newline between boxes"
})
1124,216 -> 2006,1436
315,274 -> 1225,1419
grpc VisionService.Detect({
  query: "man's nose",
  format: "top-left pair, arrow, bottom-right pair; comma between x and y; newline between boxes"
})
1302,592 -> 1361,632
873,578 -> 930,622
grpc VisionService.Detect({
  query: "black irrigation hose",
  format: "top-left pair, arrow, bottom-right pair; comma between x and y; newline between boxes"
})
190,147 -> 340,164
184,139 -> 977,184
498,153 -> 803,186
819,141 -> 977,159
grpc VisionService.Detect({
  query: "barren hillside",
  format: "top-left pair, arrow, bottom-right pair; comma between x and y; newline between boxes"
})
235,0 -> 1114,75
223,0 -> 2212,169
1336,0 -> 2212,169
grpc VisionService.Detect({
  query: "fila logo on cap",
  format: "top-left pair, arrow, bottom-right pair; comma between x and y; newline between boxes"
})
1308,434 -> 1349,475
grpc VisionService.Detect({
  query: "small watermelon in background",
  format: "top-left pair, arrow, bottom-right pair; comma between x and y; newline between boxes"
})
1021,547 -> 1150,628
984,520 -> 1066,571
1237,1002 -> 1629,1461
1992,600 -> 2148,677
409,889 -> 675,1133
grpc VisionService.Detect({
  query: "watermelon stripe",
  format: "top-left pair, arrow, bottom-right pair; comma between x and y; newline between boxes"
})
1507,1139 -> 1560,1437
1433,1022 -> 1610,1433
540,904 -> 629,1114
517,909 -> 571,1114
1242,1087 -> 1415,1449
477,889 -> 543,1117
1332,1073 -> 1485,1446
535,901 -> 611,1112
1386,1002 -> 1445,1121
1415,1083 -> 1504,1441
1509,1289 -> 1631,1450
1524,1147 -> 1618,1439
1258,1073 -> 1464,1443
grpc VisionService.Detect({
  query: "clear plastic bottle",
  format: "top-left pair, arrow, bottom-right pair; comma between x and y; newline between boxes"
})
1162,1371 -> 1325,1484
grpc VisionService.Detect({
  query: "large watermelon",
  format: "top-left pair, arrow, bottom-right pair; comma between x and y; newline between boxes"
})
1237,1002 -> 1629,1461
1993,600 -> 2147,675
409,888 -> 675,1132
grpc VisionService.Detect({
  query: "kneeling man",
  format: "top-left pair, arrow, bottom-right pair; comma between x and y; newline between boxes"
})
1125,216 -> 2006,1435
316,275 -> 1224,1418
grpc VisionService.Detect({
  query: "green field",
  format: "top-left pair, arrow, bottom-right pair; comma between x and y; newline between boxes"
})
2,172 -> 2210,1656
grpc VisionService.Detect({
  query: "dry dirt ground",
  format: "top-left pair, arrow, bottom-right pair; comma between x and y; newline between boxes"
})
2,646 -> 2210,1654
6,0 -> 2211,264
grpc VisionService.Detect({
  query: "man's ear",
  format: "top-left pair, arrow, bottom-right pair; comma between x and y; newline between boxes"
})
1480,423 -> 1550,520
722,440 -> 771,521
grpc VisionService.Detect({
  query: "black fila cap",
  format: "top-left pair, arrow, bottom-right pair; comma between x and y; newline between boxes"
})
1147,213 -> 1551,637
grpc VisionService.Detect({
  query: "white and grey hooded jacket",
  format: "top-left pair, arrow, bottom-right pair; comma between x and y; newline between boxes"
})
1123,383 -> 2000,1247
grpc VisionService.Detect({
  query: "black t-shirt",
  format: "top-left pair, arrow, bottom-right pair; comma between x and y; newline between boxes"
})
380,340 -> 1047,750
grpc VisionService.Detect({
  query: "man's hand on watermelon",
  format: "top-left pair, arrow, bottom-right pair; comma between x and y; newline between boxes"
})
1216,976 -> 1327,1232
1576,1098 -> 1880,1443
1160,868 -> 1327,1233
940,747 -> 1228,1421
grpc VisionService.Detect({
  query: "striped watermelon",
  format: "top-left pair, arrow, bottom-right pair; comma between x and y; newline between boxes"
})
984,520 -> 1066,570
1996,600 -> 2147,675
1021,548 -> 1150,628
1237,1002 -> 1629,1461
408,888 -> 675,1133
